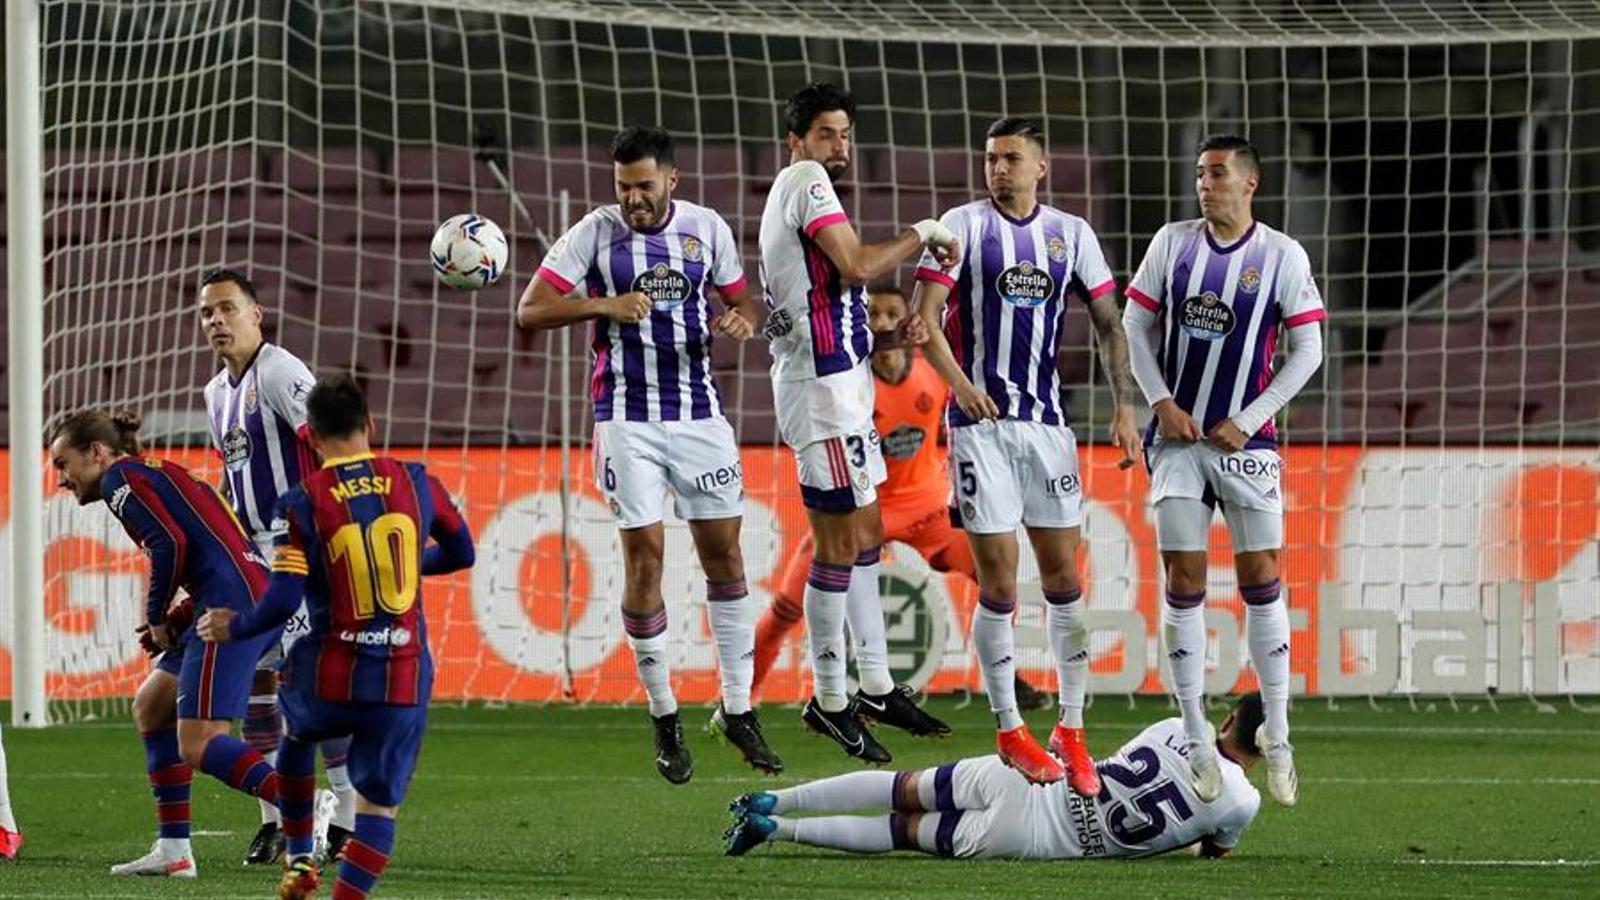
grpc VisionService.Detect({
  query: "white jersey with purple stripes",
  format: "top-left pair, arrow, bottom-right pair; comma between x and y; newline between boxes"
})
1125,219 -> 1326,449
535,199 -> 748,422
915,200 -> 1116,427
759,159 -> 871,383
203,342 -> 315,538
1036,718 -> 1260,859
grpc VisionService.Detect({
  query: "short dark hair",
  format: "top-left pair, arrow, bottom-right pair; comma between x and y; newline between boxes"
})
611,125 -> 675,168
305,374 -> 369,440
986,116 -> 1047,153
1197,133 -> 1260,177
51,408 -> 143,456
199,267 -> 259,304
866,282 -> 906,301
1225,691 -> 1267,756
784,82 -> 855,139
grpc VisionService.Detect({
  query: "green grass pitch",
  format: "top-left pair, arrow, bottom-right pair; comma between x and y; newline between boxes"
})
2,696 -> 1595,898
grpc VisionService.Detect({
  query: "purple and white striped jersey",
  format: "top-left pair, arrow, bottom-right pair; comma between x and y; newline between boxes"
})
759,160 -> 871,383
535,199 -> 746,422
202,342 -> 317,537
916,200 -> 1116,427
1126,219 -> 1327,449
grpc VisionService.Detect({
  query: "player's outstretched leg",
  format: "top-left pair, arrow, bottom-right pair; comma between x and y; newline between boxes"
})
973,592 -> 1061,784
113,670 -> 196,878
801,559 -> 891,764
326,812 -> 395,900
1041,586 -> 1100,797
275,735 -> 319,895
1242,576 -> 1296,806
0,720 -> 22,862
1162,581 -> 1222,802
319,736 -> 357,862
695,516 -> 784,775
243,673 -> 285,865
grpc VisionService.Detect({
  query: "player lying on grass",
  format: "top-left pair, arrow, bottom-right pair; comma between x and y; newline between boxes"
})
199,375 -> 475,900
50,409 -> 289,878
725,693 -> 1264,861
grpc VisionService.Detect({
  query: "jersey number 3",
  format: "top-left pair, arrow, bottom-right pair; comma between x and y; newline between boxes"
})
329,513 -> 420,618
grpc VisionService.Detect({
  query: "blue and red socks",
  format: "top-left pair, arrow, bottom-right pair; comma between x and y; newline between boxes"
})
198,734 -> 280,805
142,729 -> 191,846
332,814 -> 395,900
276,737 -> 318,859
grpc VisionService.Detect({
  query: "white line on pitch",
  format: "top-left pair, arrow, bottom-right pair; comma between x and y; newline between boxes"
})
1399,859 -> 1599,867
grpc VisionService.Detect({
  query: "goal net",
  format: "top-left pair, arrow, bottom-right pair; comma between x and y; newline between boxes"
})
7,0 -> 1600,723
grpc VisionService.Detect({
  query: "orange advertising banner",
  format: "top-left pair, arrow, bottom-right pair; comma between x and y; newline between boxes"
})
1,445 -> 1595,702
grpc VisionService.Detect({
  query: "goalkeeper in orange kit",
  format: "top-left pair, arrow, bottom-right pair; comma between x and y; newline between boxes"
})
751,286 -> 1048,713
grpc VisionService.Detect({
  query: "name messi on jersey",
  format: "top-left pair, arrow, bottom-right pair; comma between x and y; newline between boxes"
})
330,475 -> 393,502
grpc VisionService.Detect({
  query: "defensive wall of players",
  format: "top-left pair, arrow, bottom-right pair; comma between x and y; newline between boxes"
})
0,446 -> 1594,701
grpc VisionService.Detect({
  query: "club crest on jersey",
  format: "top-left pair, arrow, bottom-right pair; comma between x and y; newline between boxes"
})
222,425 -> 252,471
1047,237 -> 1069,263
1179,291 -> 1236,341
997,260 -> 1055,308
807,180 -> 830,206
243,388 -> 258,414
914,391 -> 935,414
1238,266 -> 1262,294
631,263 -> 693,309
680,236 -> 703,262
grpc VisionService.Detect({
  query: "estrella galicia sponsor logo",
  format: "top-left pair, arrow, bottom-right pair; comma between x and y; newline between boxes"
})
222,425 -> 251,471
1179,291 -> 1236,341
1217,454 -> 1281,480
631,263 -> 693,309
996,260 -> 1055,308
108,484 -> 131,516
880,424 -> 926,461
692,460 -> 744,493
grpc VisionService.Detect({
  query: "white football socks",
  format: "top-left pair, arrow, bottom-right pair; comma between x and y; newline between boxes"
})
973,594 -> 1022,731
1045,588 -> 1087,728
804,562 -> 854,712
1163,590 -> 1210,740
1244,580 -> 1292,742
770,770 -> 897,814
706,578 -> 756,715
845,548 -> 895,697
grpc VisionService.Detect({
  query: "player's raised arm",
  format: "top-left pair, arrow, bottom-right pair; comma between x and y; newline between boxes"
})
515,212 -> 650,330
811,214 -> 958,286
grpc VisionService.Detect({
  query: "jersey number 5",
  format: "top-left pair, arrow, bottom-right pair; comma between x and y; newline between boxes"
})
329,513 -> 420,618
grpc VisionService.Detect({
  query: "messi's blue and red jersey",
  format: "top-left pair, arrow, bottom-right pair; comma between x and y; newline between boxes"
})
100,456 -> 268,626
229,453 -> 475,706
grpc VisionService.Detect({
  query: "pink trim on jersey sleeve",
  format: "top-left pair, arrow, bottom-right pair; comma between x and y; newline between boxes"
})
915,266 -> 956,288
804,211 -> 848,239
1085,279 -> 1116,300
1127,285 -> 1160,311
1284,308 -> 1327,328
715,275 -> 748,296
535,266 -> 575,294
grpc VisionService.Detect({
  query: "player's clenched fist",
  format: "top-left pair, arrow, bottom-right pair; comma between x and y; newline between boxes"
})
912,219 -> 960,269
953,381 -> 1000,421
1152,398 -> 1204,442
196,607 -> 236,643
605,291 -> 652,323
713,308 -> 755,341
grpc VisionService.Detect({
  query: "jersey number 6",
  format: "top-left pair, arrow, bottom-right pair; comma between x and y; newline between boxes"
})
329,512 -> 421,618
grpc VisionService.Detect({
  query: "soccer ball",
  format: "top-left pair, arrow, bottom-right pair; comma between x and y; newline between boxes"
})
430,213 -> 509,290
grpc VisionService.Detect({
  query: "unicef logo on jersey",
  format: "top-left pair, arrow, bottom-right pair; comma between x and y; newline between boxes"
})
222,425 -> 252,471
631,263 -> 693,309
996,260 -> 1055,308
1179,292 -> 1236,341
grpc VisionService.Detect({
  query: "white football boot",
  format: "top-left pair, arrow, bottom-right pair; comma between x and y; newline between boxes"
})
311,788 -> 337,864
1186,722 -> 1223,803
1257,725 -> 1298,807
109,840 -> 197,877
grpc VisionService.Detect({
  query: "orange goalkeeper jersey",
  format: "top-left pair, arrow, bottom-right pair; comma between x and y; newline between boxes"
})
873,351 -> 950,513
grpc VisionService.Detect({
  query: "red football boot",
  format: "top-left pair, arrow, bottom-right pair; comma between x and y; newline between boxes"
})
1048,723 -> 1102,797
996,725 -> 1065,785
